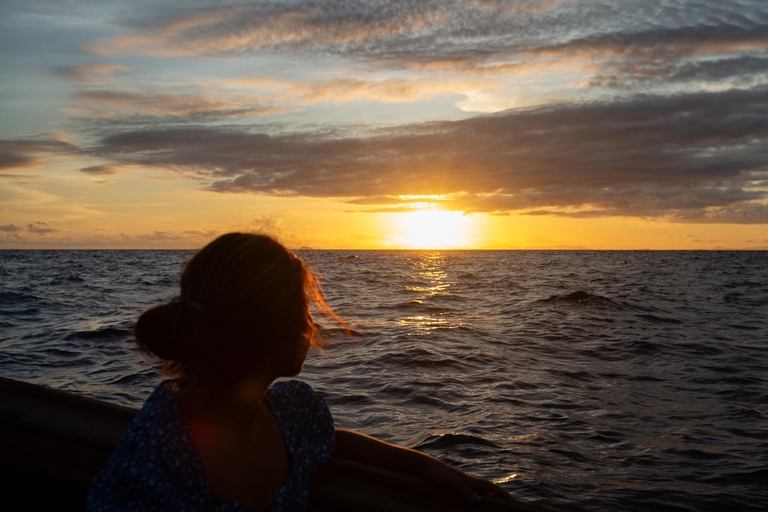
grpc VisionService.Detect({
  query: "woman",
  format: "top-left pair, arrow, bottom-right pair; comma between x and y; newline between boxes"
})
88,233 -> 509,511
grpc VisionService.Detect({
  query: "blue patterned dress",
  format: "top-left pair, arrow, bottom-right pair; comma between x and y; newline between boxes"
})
87,380 -> 335,511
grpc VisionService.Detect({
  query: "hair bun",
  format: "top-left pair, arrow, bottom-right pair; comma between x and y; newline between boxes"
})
135,299 -> 201,361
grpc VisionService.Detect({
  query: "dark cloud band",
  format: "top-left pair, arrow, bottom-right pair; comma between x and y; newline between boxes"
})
88,86 -> 768,223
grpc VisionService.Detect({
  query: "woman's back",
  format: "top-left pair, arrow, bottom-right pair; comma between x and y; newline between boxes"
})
182,395 -> 290,511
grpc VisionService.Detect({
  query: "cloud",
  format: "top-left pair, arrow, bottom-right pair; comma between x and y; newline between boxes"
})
211,75 -> 499,104
536,20 -> 768,91
80,165 -> 120,176
69,90 -> 292,124
0,224 -> 22,233
537,23 -> 768,61
668,202 -> 768,224
182,229 -> 219,238
84,10 -> 243,57
521,202 -> 768,225
73,1 -> 553,65
246,216 -> 301,247
83,4 -> 452,58
0,226 -> 223,248
0,136 -> 74,172
585,55 -> 768,89
27,221 -> 59,234
88,86 -> 768,222
132,231 -> 185,241
50,62 -> 132,85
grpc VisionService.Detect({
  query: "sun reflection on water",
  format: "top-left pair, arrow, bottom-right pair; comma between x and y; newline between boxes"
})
398,315 -> 452,331
397,252 -> 464,333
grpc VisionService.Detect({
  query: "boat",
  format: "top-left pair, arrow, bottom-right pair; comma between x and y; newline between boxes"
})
0,375 -> 563,511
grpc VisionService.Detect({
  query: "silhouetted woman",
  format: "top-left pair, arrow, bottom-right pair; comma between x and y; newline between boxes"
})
88,233 -> 508,511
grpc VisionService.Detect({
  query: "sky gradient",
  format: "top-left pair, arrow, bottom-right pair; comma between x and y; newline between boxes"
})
1,0 -> 767,249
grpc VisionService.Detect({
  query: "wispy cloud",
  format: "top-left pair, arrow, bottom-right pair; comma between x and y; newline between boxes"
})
537,23 -> 768,61
668,203 -> 768,224
0,226 -> 221,248
83,11 -> 241,58
76,1 -> 625,64
211,75 -> 500,104
130,230 -> 209,242
80,165 -> 120,176
79,2 -> 768,75
0,136 -> 74,172
585,56 -> 768,88
83,4 -> 451,58
50,62 -> 132,85
68,90 -> 292,124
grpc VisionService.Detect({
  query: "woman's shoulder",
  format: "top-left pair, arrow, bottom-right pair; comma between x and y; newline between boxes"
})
266,380 -> 335,468
267,380 -> 331,415
87,382 -> 208,511
120,381 -> 189,442
268,379 -> 317,400
267,380 -> 331,422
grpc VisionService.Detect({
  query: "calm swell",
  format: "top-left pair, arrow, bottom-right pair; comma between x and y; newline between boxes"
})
1,250 -> 767,511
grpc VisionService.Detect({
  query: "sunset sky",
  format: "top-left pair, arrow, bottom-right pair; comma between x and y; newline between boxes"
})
1,0 -> 767,249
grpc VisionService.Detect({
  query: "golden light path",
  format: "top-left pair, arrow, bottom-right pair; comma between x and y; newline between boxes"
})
395,209 -> 473,249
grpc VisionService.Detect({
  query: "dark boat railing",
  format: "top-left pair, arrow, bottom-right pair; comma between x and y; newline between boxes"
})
0,375 -> 563,512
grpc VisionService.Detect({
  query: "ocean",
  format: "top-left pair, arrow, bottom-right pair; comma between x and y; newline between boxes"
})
1,250 -> 766,511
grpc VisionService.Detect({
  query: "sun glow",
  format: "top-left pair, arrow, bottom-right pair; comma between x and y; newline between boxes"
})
396,209 -> 472,249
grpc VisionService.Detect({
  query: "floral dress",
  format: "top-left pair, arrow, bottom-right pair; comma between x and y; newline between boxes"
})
87,380 -> 335,511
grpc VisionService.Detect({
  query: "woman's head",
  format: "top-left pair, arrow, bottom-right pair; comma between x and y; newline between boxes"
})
135,233 -> 335,395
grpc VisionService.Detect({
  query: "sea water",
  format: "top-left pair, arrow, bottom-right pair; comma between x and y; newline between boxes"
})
1,250 -> 766,511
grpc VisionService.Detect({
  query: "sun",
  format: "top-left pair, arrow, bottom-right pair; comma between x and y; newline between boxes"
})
396,209 -> 472,249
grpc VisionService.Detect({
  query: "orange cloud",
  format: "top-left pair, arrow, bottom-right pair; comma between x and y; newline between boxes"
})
213,75 -> 501,104
83,6 -> 448,57
84,11 -> 241,57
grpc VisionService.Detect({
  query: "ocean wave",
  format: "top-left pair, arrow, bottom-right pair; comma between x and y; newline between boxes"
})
63,326 -> 132,342
534,290 -> 645,312
635,313 -> 683,324
49,275 -> 85,285
414,433 -> 500,451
